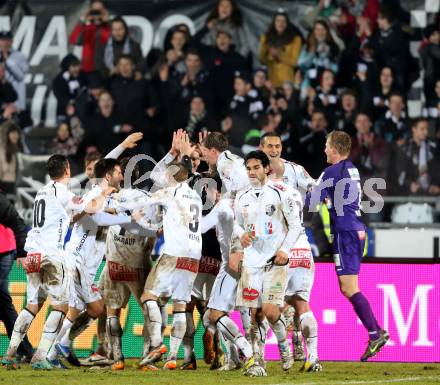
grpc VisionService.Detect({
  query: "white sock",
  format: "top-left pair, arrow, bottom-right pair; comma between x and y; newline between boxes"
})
160,304 -> 168,337
216,315 -> 253,358
33,310 -> 65,362
169,312 -> 186,359
47,317 -> 73,360
299,311 -> 318,362
239,307 -> 252,344
270,316 -> 287,343
183,312 -> 195,362
143,300 -> 162,348
6,308 -> 35,358
251,320 -> 268,361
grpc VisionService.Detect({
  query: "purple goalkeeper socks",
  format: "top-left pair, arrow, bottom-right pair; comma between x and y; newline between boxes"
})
349,292 -> 380,340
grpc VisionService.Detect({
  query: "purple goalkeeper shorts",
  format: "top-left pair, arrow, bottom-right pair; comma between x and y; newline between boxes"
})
332,230 -> 366,276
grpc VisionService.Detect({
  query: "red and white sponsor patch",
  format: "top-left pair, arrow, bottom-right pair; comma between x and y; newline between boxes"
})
273,184 -> 286,191
198,256 -> 221,275
289,248 -> 312,269
176,257 -> 199,273
242,287 -> 259,301
24,253 -> 41,274
357,231 -> 366,240
108,261 -> 140,281
91,284 -> 100,293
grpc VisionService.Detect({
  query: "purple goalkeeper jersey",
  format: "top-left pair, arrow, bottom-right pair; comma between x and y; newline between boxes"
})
307,159 -> 365,233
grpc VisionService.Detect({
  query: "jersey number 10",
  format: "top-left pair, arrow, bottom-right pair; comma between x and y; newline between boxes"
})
33,199 -> 46,228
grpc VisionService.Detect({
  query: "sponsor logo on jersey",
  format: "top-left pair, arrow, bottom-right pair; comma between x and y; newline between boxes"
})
198,256 -> 221,275
113,234 -> 136,245
75,230 -> 90,253
265,204 -> 275,216
91,284 -> 100,293
247,224 -> 256,238
357,230 -> 366,240
264,222 -> 273,235
273,184 -> 286,191
242,287 -> 259,301
24,253 -> 41,274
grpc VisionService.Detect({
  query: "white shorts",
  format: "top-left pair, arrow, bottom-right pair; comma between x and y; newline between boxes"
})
144,254 -> 198,303
192,256 -> 221,301
24,252 -> 68,306
207,265 -> 239,313
285,247 -> 315,302
236,264 -> 287,308
69,261 -> 102,310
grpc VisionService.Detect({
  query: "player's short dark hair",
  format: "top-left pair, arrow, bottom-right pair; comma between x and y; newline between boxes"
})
244,150 -> 270,169
94,158 -> 120,179
167,161 -> 189,182
84,151 -> 102,166
47,154 -> 69,179
327,131 -> 351,157
260,132 -> 281,145
202,132 -> 229,152
411,117 -> 428,129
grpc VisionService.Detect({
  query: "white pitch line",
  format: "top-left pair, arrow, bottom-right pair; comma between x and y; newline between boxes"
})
256,376 -> 439,385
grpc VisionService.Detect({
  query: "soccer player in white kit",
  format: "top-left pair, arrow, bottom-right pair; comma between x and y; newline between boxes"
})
53,158 -> 133,366
260,133 -> 321,370
199,133 -> 257,373
126,162 -> 203,370
1,155 -> 113,370
233,150 -> 304,376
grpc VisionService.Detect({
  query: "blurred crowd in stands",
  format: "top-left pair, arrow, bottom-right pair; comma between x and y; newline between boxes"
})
0,0 -> 440,200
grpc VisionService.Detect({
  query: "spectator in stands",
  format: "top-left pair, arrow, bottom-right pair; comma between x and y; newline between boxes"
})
298,109 -> 329,178
0,30 -> 29,111
252,67 -> 272,110
69,0 -> 111,74
197,0 -> 248,58
83,90 -> 122,155
350,112 -> 389,181
164,26 -> 191,73
198,29 -> 247,116
108,54 -> 159,134
302,0 -> 340,31
375,91 -> 409,145
183,96 -> 219,141
298,20 -> 340,92
0,63 -> 17,107
157,48 -> 212,130
312,68 -> 338,125
420,24 -> 440,108
51,105 -> 85,158
334,89 -> 359,137
0,121 -> 22,194
52,54 -> 86,121
396,118 -> 440,195
368,66 -> 399,120
74,71 -> 105,122
0,190 -> 34,363
223,71 -> 265,153
368,5 -> 408,91
99,16 -> 142,77
259,9 -> 303,88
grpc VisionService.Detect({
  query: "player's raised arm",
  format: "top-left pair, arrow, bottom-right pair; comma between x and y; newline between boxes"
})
105,132 -> 144,159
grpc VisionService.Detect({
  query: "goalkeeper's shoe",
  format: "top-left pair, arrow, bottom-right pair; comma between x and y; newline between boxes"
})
360,330 -> 389,362
300,358 -> 323,372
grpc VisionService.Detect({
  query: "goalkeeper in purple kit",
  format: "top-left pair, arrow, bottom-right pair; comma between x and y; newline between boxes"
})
306,131 -> 389,361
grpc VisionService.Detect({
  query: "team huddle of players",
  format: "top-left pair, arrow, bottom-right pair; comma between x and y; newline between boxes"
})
2,129 -> 388,376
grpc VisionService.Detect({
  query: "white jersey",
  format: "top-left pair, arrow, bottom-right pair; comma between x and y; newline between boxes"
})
282,159 -> 316,201
136,183 -> 202,260
234,180 -> 304,268
25,181 -> 87,260
217,150 -> 249,197
65,186 -> 131,274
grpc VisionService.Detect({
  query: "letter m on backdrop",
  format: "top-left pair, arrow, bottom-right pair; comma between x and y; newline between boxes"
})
378,284 -> 434,347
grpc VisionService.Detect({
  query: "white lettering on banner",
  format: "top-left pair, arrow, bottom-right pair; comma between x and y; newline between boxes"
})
124,16 -> 153,57
378,284 -> 434,347
30,16 -> 67,66
13,16 -> 37,58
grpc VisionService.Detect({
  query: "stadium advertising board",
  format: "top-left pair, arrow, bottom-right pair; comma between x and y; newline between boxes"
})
1,262 -> 438,362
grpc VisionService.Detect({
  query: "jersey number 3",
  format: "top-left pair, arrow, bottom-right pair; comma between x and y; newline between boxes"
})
33,199 -> 46,228
189,204 -> 199,233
